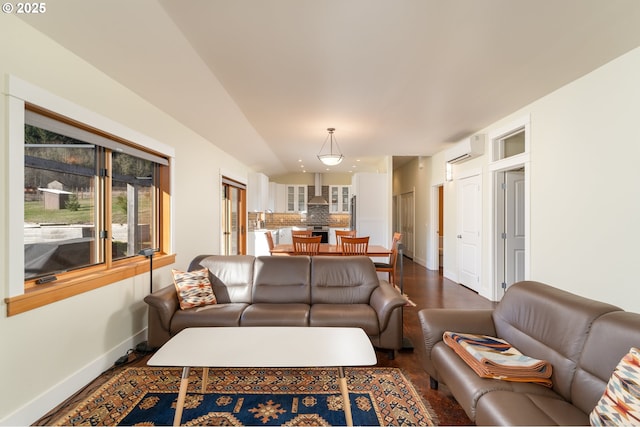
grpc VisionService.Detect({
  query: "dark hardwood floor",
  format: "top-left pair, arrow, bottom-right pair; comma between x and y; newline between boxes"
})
35,257 -> 496,426
376,257 -> 497,425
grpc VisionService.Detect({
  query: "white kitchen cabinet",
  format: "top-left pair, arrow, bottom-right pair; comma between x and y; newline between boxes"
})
276,226 -> 308,244
286,185 -> 307,212
248,173 -> 269,212
248,230 -> 275,256
328,227 -> 350,245
268,182 -> 286,212
247,231 -> 256,256
277,227 -> 292,244
329,185 -> 351,213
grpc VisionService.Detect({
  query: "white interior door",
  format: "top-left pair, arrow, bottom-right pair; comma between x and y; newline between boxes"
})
457,174 -> 481,292
505,170 -> 525,287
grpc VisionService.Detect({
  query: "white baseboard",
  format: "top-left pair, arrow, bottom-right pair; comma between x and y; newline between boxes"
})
412,256 -> 426,268
443,268 -> 458,283
0,330 -> 146,426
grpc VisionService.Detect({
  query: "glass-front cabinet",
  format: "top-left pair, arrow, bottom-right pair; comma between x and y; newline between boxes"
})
330,185 -> 351,213
286,185 -> 307,212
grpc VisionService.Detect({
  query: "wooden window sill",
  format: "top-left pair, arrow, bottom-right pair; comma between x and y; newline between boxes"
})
5,253 -> 176,316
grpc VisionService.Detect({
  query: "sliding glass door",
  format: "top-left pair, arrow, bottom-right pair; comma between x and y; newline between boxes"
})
221,177 -> 246,255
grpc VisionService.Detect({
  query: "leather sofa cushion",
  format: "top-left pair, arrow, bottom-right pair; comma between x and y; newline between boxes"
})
241,303 -> 310,326
310,304 -> 379,335
431,342 -> 559,421
146,254 -> 406,352
311,256 -> 378,304
253,256 -> 311,303
475,391 -> 588,426
492,281 -> 620,401
572,311 -> 640,414
171,303 -> 248,335
190,255 -> 255,304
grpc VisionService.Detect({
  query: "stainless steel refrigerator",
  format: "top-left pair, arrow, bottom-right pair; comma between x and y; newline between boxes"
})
349,195 -> 356,230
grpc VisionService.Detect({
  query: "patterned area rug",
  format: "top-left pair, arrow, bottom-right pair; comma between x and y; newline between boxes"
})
50,366 -> 436,426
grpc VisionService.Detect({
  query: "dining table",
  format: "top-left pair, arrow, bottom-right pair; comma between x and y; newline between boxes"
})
271,242 -> 391,257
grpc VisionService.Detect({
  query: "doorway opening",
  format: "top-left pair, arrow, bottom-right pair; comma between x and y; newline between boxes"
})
495,168 -> 525,297
438,186 -> 444,270
428,183 -> 444,271
489,115 -> 530,300
399,190 -> 415,259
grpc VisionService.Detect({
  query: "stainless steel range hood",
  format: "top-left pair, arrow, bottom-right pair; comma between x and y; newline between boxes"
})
307,173 -> 328,205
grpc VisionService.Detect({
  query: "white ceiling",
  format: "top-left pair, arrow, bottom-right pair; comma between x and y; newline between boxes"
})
17,0 -> 640,176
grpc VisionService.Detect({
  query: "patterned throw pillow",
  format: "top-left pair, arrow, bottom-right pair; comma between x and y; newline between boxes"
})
590,347 -> 640,426
172,268 -> 217,310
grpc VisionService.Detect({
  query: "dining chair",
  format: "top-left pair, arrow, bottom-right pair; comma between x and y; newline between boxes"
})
375,232 -> 402,284
392,232 -> 402,245
335,229 -> 356,247
291,230 -> 313,237
292,235 -> 322,255
341,236 -> 369,255
264,231 -> 274,255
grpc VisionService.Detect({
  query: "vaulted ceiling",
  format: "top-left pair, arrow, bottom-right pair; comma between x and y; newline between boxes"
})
17,0 -> 640,176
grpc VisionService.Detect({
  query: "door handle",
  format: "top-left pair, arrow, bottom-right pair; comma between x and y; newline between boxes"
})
457,235 -> 462,239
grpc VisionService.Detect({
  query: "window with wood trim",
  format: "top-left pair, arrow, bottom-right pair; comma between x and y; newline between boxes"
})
8,106 -> 174,314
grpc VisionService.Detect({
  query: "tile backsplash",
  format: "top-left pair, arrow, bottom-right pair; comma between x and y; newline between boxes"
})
249,212 -> 350,230
248,184 -> 350,231
306,204 -> 330,225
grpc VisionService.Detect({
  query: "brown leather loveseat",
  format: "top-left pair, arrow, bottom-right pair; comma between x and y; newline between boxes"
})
419,281 -> 640,425
145,255 -> 406,356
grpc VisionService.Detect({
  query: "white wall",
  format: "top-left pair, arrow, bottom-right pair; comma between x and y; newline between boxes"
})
427,46 -> 640,313
0,17 -> 256,424
525,47 -> 640,310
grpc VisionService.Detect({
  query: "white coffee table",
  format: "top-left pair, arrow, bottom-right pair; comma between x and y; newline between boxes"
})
147,326 -> 377,426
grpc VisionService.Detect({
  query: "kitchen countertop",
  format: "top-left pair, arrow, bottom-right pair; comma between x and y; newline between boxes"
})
253,225 -> 351,232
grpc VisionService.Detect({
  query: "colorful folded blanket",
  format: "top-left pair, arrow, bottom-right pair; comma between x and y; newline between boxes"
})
443,331 -> 553,387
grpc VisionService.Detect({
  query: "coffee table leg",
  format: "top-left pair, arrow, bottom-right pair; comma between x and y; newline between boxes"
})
173,367 -> 190,426
337,367 -> 353,427
201,367 -> 209,393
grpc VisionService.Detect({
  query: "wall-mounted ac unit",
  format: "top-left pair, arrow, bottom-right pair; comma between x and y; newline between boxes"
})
445,134 -> 485,164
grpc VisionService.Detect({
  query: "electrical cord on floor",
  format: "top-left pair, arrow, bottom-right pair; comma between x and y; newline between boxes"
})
105,342 -> 158,374
114,346 -> 155,365
99,346 -> 156,376
114,349 -> 135,367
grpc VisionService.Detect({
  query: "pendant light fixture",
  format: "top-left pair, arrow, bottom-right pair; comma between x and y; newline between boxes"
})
317,127 -> 344,166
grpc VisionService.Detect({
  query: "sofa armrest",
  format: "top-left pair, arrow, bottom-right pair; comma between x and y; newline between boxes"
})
144,285 -> 178,331
418,308 -> 496,382
419,308 -> 496,356
370,281 -> 407,330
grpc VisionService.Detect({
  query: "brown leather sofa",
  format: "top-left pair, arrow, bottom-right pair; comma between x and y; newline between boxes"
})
145,255 -> 406,356
419,281 -> 640,425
